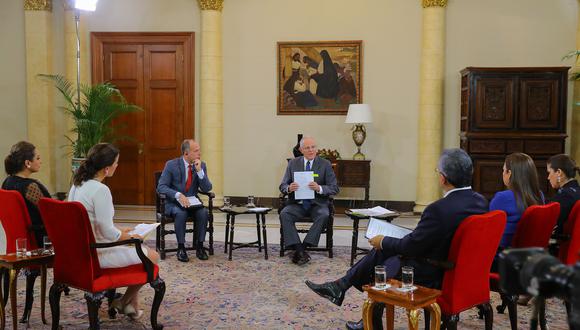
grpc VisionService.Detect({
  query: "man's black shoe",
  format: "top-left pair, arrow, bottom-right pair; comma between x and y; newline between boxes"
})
176,248 -> 189,262
305,280 -> 345,306
345,319 -> 363,330
296,251 -> 311,265
196,247 -> 209,260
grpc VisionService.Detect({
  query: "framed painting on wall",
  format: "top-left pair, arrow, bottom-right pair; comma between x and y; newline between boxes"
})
277,40 -> 362,115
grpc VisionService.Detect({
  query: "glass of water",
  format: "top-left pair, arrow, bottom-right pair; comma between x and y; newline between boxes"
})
374,265 -> 387,290
402,266 -> 414,290
43,236 -> 53,254
16,238 -> 27,257
247,195 -> 255,208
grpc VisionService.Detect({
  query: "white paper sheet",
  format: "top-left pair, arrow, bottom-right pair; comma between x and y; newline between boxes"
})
365,218 -> 412,239
294,171 -> 315,200
248,207 -> 270,213
349,206 -> 396,217
129,223 -> 161,238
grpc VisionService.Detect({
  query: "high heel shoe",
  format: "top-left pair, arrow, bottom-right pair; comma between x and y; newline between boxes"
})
111,298 -> 126,314
123,304 -> 144,320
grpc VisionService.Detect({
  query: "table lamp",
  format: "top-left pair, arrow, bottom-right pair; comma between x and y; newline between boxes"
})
345,104 -> 372,160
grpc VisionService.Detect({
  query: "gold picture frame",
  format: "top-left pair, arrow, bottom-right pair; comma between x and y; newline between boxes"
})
277,40 -> 362,115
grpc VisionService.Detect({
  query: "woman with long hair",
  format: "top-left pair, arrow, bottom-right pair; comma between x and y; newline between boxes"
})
2,141 -> 51,246
547,154 -> 580,235
490,152 -> 544,248
69,143 -> 159,320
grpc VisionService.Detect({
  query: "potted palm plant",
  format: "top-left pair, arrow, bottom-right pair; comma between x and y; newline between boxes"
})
39,74 -> 141,171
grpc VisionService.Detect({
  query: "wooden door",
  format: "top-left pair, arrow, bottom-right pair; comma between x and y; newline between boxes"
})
91,33 -> 194,205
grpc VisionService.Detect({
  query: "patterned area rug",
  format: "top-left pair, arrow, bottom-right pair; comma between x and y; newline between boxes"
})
4,243 -> 570,329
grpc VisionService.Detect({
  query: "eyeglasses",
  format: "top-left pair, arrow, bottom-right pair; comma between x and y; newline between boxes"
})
435,168 -> 446,177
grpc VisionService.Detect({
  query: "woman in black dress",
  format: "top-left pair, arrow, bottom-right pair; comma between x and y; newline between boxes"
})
2,141 -> 51,246
547,154 -> 580,236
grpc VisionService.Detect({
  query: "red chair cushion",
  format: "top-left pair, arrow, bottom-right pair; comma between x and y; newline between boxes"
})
511,203 -> 560,248
559,201 -> 580,265
91,264 -> 159,293
0,189 -> 39,253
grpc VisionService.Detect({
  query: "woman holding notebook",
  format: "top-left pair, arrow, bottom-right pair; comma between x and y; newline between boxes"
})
68,143 -> 159,320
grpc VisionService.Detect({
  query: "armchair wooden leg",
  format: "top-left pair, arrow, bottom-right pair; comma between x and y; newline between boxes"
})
538,297 -> 547,330
504,294 -> 518,330
150,277 -> 166,330
105,289 -> 118,319
160,223 -> 167,260
479,303 -> 493,330
85,291 -> 105,330
21,269 -> 38,323
279,226 -> 285,257
442,314 -> 459,330
1,269 -> 7,307
208,216 -> 214,255
49,283 -> 66,330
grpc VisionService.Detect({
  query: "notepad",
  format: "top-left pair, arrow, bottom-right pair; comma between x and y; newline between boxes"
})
129,223 -> 161,239
365,218 -> 412,240
178,196 -> 202,208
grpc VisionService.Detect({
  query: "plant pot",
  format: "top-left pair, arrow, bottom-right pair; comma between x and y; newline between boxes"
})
71,157 -> 86,174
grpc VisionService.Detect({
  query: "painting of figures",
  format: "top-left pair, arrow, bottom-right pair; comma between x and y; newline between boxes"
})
277,40 -> 362,115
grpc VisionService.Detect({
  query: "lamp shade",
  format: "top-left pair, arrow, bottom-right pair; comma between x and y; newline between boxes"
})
345,104 -> 372,124
75,0 -> 98,11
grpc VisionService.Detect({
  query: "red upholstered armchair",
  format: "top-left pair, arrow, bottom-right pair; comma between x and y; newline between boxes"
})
425,210 -> 506,330
38,198 -> 165,330
0,189 -> 43,324
490,202 -> 560,330
558,201 -> 580,265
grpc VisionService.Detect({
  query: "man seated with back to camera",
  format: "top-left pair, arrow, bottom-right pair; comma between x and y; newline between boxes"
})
305,148 -> 488,330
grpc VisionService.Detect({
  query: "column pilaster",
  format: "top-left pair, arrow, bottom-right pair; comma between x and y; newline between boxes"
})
571,2 -> 580,165
24,0 -> 56,192
414,0 -> 447,212
197,0 -> 224,202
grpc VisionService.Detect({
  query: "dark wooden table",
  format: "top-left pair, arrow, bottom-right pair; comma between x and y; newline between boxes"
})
344,209 -> 400,266
334,160 -> 371,201
363,279 -> 441,330
220,206 -> 273,260
0,251 -> 53,330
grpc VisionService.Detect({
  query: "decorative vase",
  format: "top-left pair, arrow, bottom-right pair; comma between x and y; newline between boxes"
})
352,124 -> 366,160
71,157 -> 85,174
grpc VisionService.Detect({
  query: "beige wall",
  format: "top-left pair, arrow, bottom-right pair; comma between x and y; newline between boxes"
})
0,0 -> 27,183
0,0 -> 577,202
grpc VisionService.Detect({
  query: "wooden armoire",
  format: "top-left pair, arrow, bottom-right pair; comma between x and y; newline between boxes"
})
460,67 -> 570,199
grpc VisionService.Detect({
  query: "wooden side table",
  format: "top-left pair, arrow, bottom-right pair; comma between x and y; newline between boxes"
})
344,210 -> 400,266
334,160 -> 371,201
220,206 -> 272,261
0,252 -> 53,330
363,280 -> 441,330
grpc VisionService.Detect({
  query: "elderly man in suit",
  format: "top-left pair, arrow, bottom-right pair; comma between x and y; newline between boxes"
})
157,139 -> 212,262
306,148 -> 488,330
279,136 -> 339,265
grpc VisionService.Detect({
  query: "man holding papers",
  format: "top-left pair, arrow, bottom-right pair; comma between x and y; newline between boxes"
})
306,148 -> 488,330
157,139 -> 213,262
279,136 -> 339,265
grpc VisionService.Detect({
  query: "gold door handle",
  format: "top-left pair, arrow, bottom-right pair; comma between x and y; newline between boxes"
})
138,143 -> 144,155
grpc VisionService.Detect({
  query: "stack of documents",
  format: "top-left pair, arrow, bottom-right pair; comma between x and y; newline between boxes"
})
129,223 -> 161,239
348,206 -> 395,217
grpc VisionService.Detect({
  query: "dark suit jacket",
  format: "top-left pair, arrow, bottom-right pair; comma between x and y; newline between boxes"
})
157,157 -> 212,215
381,189 -> 488,288
279,156 -> 339,207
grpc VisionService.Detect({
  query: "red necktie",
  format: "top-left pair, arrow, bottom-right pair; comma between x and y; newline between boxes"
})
185,164 -> 193,192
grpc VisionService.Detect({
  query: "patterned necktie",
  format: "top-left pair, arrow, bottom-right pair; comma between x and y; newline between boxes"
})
185,164 -> 193,192
302,160 -> 312,210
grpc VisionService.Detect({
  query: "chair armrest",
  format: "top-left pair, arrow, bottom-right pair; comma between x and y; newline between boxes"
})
91,238 -> 155,282
198,190 -> 215,199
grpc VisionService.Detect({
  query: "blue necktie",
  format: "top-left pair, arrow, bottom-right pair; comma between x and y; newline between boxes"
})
302,161 -> 312,210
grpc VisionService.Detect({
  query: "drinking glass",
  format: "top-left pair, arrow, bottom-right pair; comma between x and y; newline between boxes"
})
43,236 -> 53,254
247,195 -> 255,208
402,266 -> 414,289
374,265 -> 387,290
16,238 -> 27,257
223,196 -> 231,209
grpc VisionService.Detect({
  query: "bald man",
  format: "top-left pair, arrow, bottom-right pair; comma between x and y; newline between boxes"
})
157,139 -> 212,262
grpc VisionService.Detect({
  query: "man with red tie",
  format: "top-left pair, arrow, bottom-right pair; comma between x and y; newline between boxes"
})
157,139 -> 212,262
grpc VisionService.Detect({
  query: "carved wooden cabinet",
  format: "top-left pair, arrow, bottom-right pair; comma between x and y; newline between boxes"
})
460,67 -> 569,199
